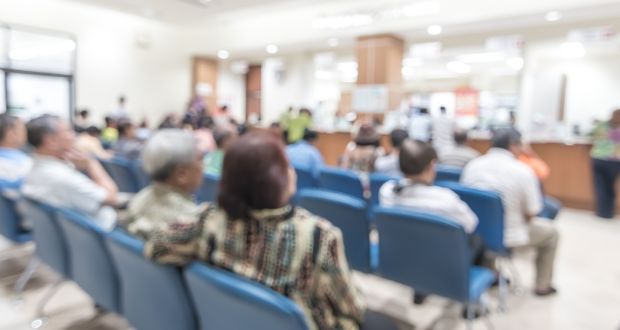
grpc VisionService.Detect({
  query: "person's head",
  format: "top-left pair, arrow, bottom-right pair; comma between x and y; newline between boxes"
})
117,120 -> 136,139
389,129 -> 408,150
104,116 -> 117,128
454,129 -> 469,145
399,139 -> 438,182
84,126 -> 101,137
213,126 -> 234,150
492,128 -> 522,155
218,131 -> 295,219
419,108 -> 429,115
142,129 -> 203,194
27,115 -> 75,157
302,129 -> 318,143
220,105 -> 229,113
354,123 -> 380,147
118,95 -> 126,105
79,109 -> 89,119
299,108 -> 312,117
610,109 -> 620,127
439,106 -> 447,114
0,113 -> 27,149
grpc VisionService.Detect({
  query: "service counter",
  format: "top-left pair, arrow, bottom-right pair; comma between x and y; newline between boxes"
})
315,131 -> 618,213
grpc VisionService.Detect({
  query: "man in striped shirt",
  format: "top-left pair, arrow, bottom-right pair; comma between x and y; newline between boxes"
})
438,129 -> 480,168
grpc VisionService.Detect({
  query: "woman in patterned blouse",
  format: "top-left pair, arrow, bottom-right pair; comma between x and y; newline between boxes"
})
144,131 -> 365,330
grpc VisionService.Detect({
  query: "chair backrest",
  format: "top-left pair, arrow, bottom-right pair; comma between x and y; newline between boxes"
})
318,167 -> 365,200
373,207 -> 471,302
435,165 -> 463,183
297,189 -> 370,272
195,174 -> 220,203
369,173 -> 401,207
0,193 -> 30,244
21,198 -> 70,278
436,181 -> 506,254
101,157 -> 141,193
56,209 -> 120,313
184,262 -> 309,330
294,166 -> 319,192
105,230 -> 197,330
132,161 -> 151,190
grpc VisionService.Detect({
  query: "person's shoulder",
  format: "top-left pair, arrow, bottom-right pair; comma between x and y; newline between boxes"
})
293,207 -> 341,236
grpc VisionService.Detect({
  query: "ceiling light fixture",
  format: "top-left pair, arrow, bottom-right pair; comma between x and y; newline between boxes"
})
427,25 -> 442,36
217,50 -> 229,60
266,44 -> 279,55
545,11 -> 562,22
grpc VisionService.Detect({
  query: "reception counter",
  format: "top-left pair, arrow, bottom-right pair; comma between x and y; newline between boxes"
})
315,131 -> 618,213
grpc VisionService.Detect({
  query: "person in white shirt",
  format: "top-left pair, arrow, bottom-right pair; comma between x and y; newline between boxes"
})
380,139 -> 478,234
0,114 -> 32,191
408,108 -> 432,142
374,129 -> 408,177
461,128 -> 559,296
439,129 -> 481,168
432,106 -> 455,152
21,115 -> 122,230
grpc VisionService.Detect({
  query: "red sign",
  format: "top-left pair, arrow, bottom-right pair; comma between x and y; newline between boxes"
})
454,87 -> 479,117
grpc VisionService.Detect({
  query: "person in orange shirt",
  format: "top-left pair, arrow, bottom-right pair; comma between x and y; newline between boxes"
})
517,143 -> 561,220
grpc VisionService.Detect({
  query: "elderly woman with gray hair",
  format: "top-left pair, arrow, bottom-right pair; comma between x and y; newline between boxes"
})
123,129 -> 205,239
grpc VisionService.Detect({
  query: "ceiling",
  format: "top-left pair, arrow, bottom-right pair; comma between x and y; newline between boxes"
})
68,0 -> 620,56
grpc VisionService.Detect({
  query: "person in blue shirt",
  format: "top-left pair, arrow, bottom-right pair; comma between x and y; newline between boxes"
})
0,113 -> 32,191
285,129 -> 324,178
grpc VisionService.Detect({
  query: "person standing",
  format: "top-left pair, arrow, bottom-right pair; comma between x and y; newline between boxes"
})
432,106 -> 455,152
408,108 -> 432,142
591,109 -> 620,219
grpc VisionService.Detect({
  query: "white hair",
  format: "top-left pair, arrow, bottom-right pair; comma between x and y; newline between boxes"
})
142,129 -> 198,181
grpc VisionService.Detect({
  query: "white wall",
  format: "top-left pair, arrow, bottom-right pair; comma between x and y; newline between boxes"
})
0,0 -> 191,126
216,62 -> 246,123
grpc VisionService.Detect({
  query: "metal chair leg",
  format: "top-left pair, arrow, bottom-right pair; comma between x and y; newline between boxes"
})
496,258 -> 509,313
505,259 -> 524,296
30,279 -> 64,329
13,257 -> 40,305
466,303 -> 474,330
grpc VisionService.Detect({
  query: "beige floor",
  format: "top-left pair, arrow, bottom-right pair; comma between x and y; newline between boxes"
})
0,209 -> 619,330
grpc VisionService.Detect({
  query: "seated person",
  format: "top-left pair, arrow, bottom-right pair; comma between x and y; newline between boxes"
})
374,129 -> 408,177
341,123 -> 384,173
145,131 -> 365,329
0,114 -> 32,192
101,116 -> 118,147
75,125 -> 112,160
21,115 -> 121,230
112,120 -> 143,160
462,128 -> 559,296
379,139 -> 478,234
438,129 -> 480,168
203,126 -> 234,176
285,129 -> 324,178
124,129 -> 205,239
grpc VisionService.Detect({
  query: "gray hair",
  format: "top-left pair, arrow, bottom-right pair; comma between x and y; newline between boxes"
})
27,114 -> 60,147
142,129 -> 198,181
0,113 -> 19,143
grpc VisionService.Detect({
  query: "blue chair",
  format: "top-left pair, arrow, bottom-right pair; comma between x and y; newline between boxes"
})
373,207 -> 495,324
318,167 -> 365,200
184,262 -> 309,330
435,165 -> 463,183
369,173 -> 401,208
132,161 -> 151,190
101,157 -> 141,193
195,173 -> 220,203
0,193 -> 31,245
56,209 -> 120,313
297,189 -> 371,272
105,230 -> 197,330
294,166 -> 319,192
19,199 -> 70,324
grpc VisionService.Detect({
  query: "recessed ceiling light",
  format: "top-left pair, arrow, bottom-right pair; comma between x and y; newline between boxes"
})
266,44 -> 279,54
427,25 -> 442,36
217,50 -> 229,60
545,11 -> 562,22
328,38 -> 339,47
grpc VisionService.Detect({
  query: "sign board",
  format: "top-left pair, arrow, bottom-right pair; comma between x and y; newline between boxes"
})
352,85 -> 389,113
567,26 -> 616,43
454,86 -> 480,117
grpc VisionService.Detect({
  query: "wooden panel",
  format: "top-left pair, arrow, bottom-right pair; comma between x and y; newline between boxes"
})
191,57 -> 218,113
246,65 -> 262,121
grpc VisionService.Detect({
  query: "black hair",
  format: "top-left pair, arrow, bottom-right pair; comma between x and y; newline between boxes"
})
492,128 -> 522,150
302,129 -> 318,142
390,129 -> 408,148
399,139 -> 438,176
454,130 -> 469,145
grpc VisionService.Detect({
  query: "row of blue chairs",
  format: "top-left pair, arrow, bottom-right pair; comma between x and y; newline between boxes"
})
5,198 -> 309,330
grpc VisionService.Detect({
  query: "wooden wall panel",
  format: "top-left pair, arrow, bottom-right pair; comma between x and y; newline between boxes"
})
191,57 -> 218,113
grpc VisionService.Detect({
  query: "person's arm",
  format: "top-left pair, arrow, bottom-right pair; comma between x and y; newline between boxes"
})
316,226 -> 365,328
65,149 -> 119,206
522,167 -> 544,222
144,217 -> 205,266
452,194 -> 479,234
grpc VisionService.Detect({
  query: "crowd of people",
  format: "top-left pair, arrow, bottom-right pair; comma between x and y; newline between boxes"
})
1,101 -> 620,329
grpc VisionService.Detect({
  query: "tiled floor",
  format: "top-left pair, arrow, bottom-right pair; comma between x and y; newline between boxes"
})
1,209 -> 619,330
